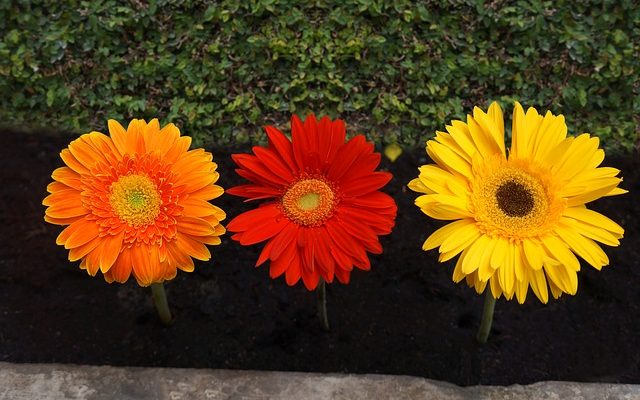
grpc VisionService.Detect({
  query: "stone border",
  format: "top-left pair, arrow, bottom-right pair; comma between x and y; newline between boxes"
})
0,362 -> 637,400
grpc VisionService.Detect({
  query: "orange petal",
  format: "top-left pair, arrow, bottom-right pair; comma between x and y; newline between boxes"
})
166,241 -> 195,272
177,216 -> 215,236
105,248 -> 133,283
68,238 -> 101,262
180,171 -> 218,193
98,232 -> 124,273
60,149 -> 89,174
142,118 -> 161,151
160,123 -> 181,147
61,218 -> 100,249
176,233 -> 211,261
51,167 -> 82,190
45,214 -> 83,226
131,244 -> 162,286
149,122 -> 180,156
126,119 -> 146,154
43,187 -> 80,207
164,136 -> 192,162
46,181 -> 74,194
45,194 -> 86,219
83,246 -> 102,276
69,135 -> 107,170
181,198 -> 225,219
108,119 -> 128,155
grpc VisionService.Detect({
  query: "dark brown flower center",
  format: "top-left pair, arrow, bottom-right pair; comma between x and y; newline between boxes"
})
495,180 -> 534,217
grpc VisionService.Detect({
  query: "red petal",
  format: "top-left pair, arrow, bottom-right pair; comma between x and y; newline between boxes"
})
291,115 -> 308,170
264,125 -> 297,172
253,146 -> 294,182
269,222 -> 298,260
256,238 -> 275,266
300,228 -> 316,273
326,119 -> 346,164
339,153 -> 381,181
325,219 -> 370,267
226,184 -> 281,201
335,212 -> 383,254
327,135 -> 368,182
285,251 -> 302,286
341,172 -> 393,197
312,227 -> 336,276
227,203 -> 281,232
341,192 -> 397,210
301,268 -> 321,290
335,267 -> 351,284
237,214 -> 289,245
232,154 -> 289,186
338,205 -> 395,235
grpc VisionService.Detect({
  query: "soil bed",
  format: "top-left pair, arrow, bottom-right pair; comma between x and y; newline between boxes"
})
1,130 -> 639,386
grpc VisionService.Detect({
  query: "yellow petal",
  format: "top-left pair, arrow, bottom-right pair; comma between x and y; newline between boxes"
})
498,244 -> 516,299
415,194 -> 472,220
461,235 -> 490,274
422,219 -> 475,251
440,221 -> 480,253
477,237 -> 499,282
472,104 -> 505,156
490,237 -> 509,270
530,268 -> 549,304
559,216 -> 620,246
554,225 -> 609,270
522,238 -> 543,270
514,267 -> 529,304
489,275 -> 503,299
531,112 -> 567,162
467,113 -> 502,159
486,101 -> 505,154
426,140 -> 472,179
445,123 -> 477,160
541,235 -> 581,272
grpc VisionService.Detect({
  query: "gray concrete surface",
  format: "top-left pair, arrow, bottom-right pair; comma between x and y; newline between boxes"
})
0,362 -> 638,400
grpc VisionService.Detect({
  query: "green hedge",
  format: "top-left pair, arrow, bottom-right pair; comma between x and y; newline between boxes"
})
1,0 -> 638,152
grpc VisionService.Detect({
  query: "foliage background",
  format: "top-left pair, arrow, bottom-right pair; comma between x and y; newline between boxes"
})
1,0 -> 638,152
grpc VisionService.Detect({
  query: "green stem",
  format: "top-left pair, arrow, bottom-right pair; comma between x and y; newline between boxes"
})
151,283 -> 172,325
317,279 -> 330,331
476,289 -> 496,344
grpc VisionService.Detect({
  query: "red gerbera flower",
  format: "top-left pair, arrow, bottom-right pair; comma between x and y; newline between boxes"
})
227,114 -> 397,290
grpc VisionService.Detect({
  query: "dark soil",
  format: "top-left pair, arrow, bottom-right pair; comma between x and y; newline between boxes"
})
1,130 -> 639,386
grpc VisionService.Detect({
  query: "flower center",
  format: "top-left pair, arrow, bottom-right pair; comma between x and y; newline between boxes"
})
109,174 -> 161,227
471,156 -> 565,240
281,178 -> 336,227
495,180 -> 534,217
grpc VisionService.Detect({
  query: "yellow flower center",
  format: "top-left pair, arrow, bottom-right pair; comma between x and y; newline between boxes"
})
471,156 -> 565,241
109,174 -> 161,227
281,178 -> 336,227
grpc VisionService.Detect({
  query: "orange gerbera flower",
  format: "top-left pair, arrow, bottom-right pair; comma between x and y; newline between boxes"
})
227,114 -> 397,290
43,119 -> 226,286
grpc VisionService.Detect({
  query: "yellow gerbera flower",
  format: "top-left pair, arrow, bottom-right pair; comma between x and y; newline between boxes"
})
409,102 -> 626,304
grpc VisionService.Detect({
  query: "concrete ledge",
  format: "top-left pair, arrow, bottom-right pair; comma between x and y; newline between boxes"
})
0,362 -> 638,400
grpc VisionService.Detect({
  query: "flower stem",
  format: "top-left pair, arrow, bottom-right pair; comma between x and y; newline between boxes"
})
476,289 -> 496,344
151,283 -> 172,325
317,279 -> 330,331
